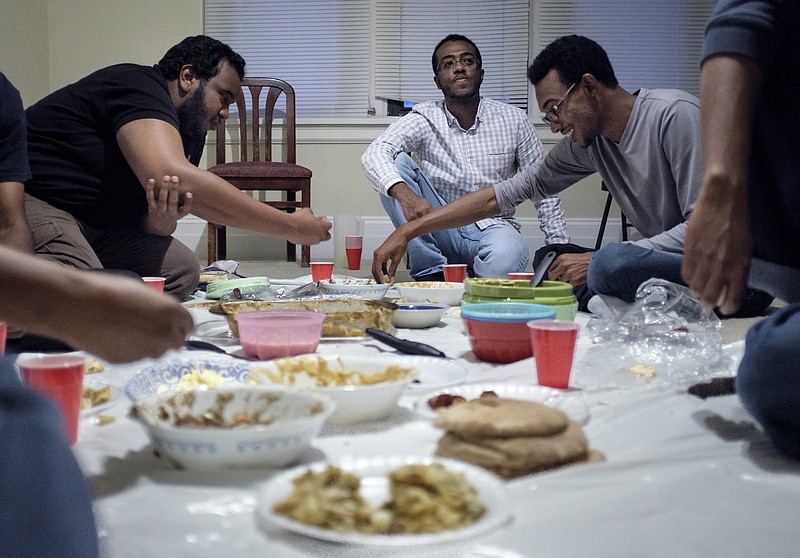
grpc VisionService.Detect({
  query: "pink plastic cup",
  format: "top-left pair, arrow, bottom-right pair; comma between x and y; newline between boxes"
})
18,354 -> 86,444
142,277 -> 166,292
443,264 -> 467,283
345,236 -> 363,270
310,262 -> 334,282
508,272 -> 535,281
528,321 -> 580,389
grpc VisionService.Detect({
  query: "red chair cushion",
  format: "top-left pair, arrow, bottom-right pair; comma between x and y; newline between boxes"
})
209,161 -> 312,179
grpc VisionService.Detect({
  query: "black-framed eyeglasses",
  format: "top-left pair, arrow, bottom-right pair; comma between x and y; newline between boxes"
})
436,54 -> 480,73
541,81 -> 579,125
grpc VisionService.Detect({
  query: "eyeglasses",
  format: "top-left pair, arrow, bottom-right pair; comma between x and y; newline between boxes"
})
541,81 -> 579,125
436,54 -> 480,73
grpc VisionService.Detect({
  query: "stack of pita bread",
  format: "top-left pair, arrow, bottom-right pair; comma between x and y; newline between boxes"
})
433,394 -> 602,479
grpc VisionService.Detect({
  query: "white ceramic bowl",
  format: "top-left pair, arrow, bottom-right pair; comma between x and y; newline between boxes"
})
132,385 -> 335,470
248,354 -> 421,425
391,303 -> 449,329
393,281 -> 464,306
124,355 -> 252,401
318,280 -> 391,300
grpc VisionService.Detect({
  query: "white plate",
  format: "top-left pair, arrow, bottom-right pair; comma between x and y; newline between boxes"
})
124,355 -> 252,400
318,281 -> 391,300
400,356 -> 468,394
81,381 -> 122,417
413,383 -> 591,425
256,455 -> 510,546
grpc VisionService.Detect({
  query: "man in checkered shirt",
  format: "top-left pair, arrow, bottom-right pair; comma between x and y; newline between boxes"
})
362,34 -> 568,281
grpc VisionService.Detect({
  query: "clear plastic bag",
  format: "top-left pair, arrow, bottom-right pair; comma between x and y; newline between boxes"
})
572,279 -> 732,390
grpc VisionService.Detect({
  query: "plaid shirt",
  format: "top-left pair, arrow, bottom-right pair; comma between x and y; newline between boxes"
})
362,98 -> 569,243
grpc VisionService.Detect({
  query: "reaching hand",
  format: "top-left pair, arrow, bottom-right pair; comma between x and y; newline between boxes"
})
372,228 -> 409,283
285,208 -> 332,245
142,175 -> 192,236
59,273 -> 195,362
682,175 -> 752,314
548,252 -> 591,286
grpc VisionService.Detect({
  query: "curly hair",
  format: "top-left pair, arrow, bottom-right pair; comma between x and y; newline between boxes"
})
157,35 -> 246,81
431,34 -> 482,74
528,35 -> 618,88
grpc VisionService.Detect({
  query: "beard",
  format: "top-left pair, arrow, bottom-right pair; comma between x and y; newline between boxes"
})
177,81 -> 209,140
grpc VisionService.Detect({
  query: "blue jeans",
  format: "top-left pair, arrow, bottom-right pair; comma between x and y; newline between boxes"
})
0,356 -> 100,557
587,243 -> 684,302
380,153 -> 529,278
737,303 -> 800,459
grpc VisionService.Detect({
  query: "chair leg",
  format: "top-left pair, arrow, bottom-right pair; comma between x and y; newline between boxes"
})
207,223 -> 217,266
301,244 -> 310,267
286,241 -> 297,262
621,213 -> 629,242
595,191 -> 614,250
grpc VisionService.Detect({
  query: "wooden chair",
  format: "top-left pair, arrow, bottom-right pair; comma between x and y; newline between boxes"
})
207,77 -> 311,266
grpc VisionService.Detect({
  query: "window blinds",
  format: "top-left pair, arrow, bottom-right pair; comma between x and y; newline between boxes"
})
204,0 -> 372,118
373,0 -> 530,109
533,0 -> 716,97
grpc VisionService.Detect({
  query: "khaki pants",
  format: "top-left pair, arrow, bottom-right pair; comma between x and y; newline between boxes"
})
24,194 -> 199,300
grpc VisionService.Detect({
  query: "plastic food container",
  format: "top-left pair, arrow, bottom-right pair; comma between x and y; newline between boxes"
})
205,276 -> 270,300
462,279 -> 578,321
234,310 -> 325,360
461,302 -> 556,364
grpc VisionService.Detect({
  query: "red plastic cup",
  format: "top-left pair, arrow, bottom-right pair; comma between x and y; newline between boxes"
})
310,262 -> 334,281
18,354 -> 86,444
443,264 -> 467,282
142,277 -> 166,292
345,235 -> 363,270
0,322 -> 6,356
528,321 -> 579,389
508,272 -> 535,281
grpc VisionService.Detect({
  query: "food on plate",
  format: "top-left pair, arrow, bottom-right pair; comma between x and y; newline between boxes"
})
434,394 -> 569,438
427,390 -> 496,411
394,281 -> 454,289
81,385 -> 113,410
629,363 -> 657,377
433,396 -> 602,479
94,415 -> 116,426
84,359 -> 106,374
272,463 -> 485,535
251,355 -> 417,388
147,390 -> 325,429
218,299 -> 396,338
322,277 -> 376,285
178,368 -> 228,389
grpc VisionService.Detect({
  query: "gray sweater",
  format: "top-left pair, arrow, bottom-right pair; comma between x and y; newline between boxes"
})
494,88 -> 703,254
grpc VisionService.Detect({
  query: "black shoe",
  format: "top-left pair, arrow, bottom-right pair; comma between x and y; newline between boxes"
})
716,289 -> 775,319
414,272 -> 445,282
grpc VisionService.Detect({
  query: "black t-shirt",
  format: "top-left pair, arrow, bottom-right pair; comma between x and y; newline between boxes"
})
25,64 -> 205,228
0,72 -> 32,183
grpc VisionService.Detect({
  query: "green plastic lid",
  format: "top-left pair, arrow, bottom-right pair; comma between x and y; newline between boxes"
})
205,276 -> 270,299
464,278 -> 574,299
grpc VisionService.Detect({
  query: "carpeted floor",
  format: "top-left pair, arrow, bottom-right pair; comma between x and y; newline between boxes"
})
231,260 -> 778,344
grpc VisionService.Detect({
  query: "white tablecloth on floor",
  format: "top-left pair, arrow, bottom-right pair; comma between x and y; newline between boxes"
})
70,307 -> 800,558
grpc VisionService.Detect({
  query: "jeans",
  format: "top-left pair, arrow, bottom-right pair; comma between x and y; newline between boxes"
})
380,153 -> 529,278
587,243 -> 685,302
737,303 -> 800,459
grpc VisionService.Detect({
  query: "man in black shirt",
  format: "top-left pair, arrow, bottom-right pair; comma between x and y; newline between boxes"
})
24,35 -> 331,300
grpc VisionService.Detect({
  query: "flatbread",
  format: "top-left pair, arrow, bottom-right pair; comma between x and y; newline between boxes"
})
433,396 -> 569,438
436,420 -> 588,470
